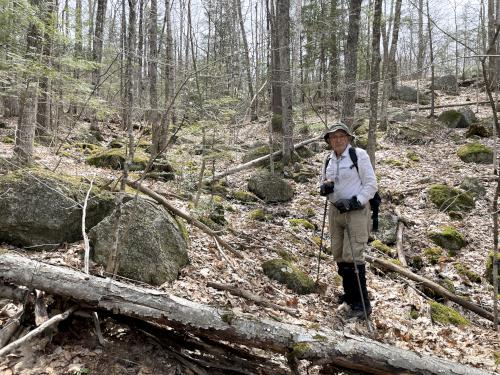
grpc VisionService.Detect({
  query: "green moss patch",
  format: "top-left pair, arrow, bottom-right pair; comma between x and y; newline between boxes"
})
430,301 -> 469,326
248,208 -> 272,221
2,136 -> 14,144
428,184 -> 474,213
438,110 -> 467,128
454,263 -> 481,283
424,247 -> 444,265
406,150 -> 421,162
457,143 -> 493,164
428,226 -> 466,255
289,218 -> 316,230
232,190 -> 258,203
370,239 -> 395,257
262,258 -> 315,294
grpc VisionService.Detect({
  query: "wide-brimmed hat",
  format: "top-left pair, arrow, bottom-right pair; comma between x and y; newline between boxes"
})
322,122 -> 354,143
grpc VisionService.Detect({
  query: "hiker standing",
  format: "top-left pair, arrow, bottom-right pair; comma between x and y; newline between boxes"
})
319,123 -> 378,318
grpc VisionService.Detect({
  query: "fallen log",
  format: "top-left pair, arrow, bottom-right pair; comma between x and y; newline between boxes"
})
0,252 -> 494,375
209,135 -> 322,182
124,179 -> 242,259
366,255 -> 497,324
406,100 -> 491,111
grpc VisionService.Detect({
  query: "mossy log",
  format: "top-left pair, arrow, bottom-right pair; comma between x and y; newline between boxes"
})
365,255 -> 497,324
0,253 -> 494,375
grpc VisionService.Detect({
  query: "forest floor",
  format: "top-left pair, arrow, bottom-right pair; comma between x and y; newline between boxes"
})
0,85 -> 499,375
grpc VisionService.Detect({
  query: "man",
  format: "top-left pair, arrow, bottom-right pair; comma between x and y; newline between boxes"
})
320,122 -> 377,318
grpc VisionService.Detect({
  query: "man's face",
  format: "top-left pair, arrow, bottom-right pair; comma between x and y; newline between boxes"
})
328,130 -> 350,154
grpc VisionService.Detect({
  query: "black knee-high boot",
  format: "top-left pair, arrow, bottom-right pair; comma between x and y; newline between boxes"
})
337,262 -> 355,306
348,264 -> 372,318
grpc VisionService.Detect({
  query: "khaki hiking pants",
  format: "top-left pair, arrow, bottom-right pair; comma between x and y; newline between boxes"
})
328,203 -> 371,264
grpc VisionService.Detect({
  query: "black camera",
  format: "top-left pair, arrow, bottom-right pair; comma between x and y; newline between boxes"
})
320,181 -> 335,196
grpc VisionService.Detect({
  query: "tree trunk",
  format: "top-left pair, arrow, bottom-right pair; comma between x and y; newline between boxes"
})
277,0 -> 294,166
367,0 -> 382,168
416,0 -> 425,78
328,0 -> 339,101
341,0 -> 362,128
379,0 -> 401,130
150,0 -> 166,159
90,0 -> 108,131
427,0 -> 435,117
236,0 -> 257,121
0,253 -> 493,375
268,0 -> 282,117
162,0 -> 175,131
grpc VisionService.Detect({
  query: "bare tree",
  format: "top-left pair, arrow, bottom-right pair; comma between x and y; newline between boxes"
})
341,0 -> 362,128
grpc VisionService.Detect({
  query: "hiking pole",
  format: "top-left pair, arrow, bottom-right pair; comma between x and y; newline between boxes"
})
316,198 -> 329,286
344,212 -> 373,332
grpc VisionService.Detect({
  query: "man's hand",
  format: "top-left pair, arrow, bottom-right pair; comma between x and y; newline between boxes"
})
320,181 -> 335,196
334,196 -> 362,213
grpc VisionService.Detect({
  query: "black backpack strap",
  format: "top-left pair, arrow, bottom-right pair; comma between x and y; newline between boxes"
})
348,147 -> 359,173
323,154 -> 332,177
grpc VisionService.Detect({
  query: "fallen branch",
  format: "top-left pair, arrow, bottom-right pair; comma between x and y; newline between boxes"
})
0,252 -> 494,375
125,179 -> 242,259
209,135 -> 322,182
395,222 -> 407,266
0,305 -> 78,356
207,282 -> 299,316
366,255 -> 497,324
406,100 -> 491,111
0,316 -> 20,348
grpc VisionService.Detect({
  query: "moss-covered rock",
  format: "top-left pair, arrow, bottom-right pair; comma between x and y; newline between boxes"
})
0,168 -> 116,249
410,255 -> 424,270
381,158 -> 405,168
232,190 -> 259,203
466,122 -> 491,138
424,247 -> 444,265
262,258 -> 315,294
430,301 -> 469,326
376,212 -> 399,245
248,208 -> 272,221
248,171 -> 294,203
427,184 -> 474,212
438,110 -> 469,128
276,247 -> 298,262
391,85 -> 430,104
386,116 -> 444,145
108,139 -> 125,148
87,148 -> 149,170
459,177 -> 486,199
241,144 -> 281,166
454,263 -> 481,283
428,226 -> 466,255
485,251 -> 500,286
457,142 -> 493,164
289,218 -> 316,230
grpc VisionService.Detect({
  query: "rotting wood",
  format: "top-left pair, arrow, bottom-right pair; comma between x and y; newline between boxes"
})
0,283 -> 29,302
34,290 -> 48,326
0,316 -> 20,349
0,252 -> 494,375
207,282 -> 299,316
124,179 -> 242,259
395,221 -> 407,266
0,305 -> 78,356
366,255 -> 498,324
209,135 -> 322,182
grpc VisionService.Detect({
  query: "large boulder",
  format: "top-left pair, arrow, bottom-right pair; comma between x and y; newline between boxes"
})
391,86 -> 430,104
86,148 -> 149,171
0,168 -> 115,249
432,75 -> 459,95
89,198 -> 189,285
437,108 -> 476,129
386,116 -> 445,145
248,171 -> 294,203
376,212 -> 398,245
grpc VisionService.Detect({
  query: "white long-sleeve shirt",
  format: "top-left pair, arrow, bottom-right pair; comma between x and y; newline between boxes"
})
322,145 -> 378,206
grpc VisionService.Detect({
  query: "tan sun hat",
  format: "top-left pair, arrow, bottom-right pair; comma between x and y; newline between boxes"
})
322,122 -> 354,143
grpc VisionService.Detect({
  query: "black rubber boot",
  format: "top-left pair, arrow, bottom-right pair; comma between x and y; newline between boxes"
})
337,262 -> 355,306
347,264 -> 372,318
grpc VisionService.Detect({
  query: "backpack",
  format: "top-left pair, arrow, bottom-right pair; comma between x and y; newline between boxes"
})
324,147 -> 382,231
